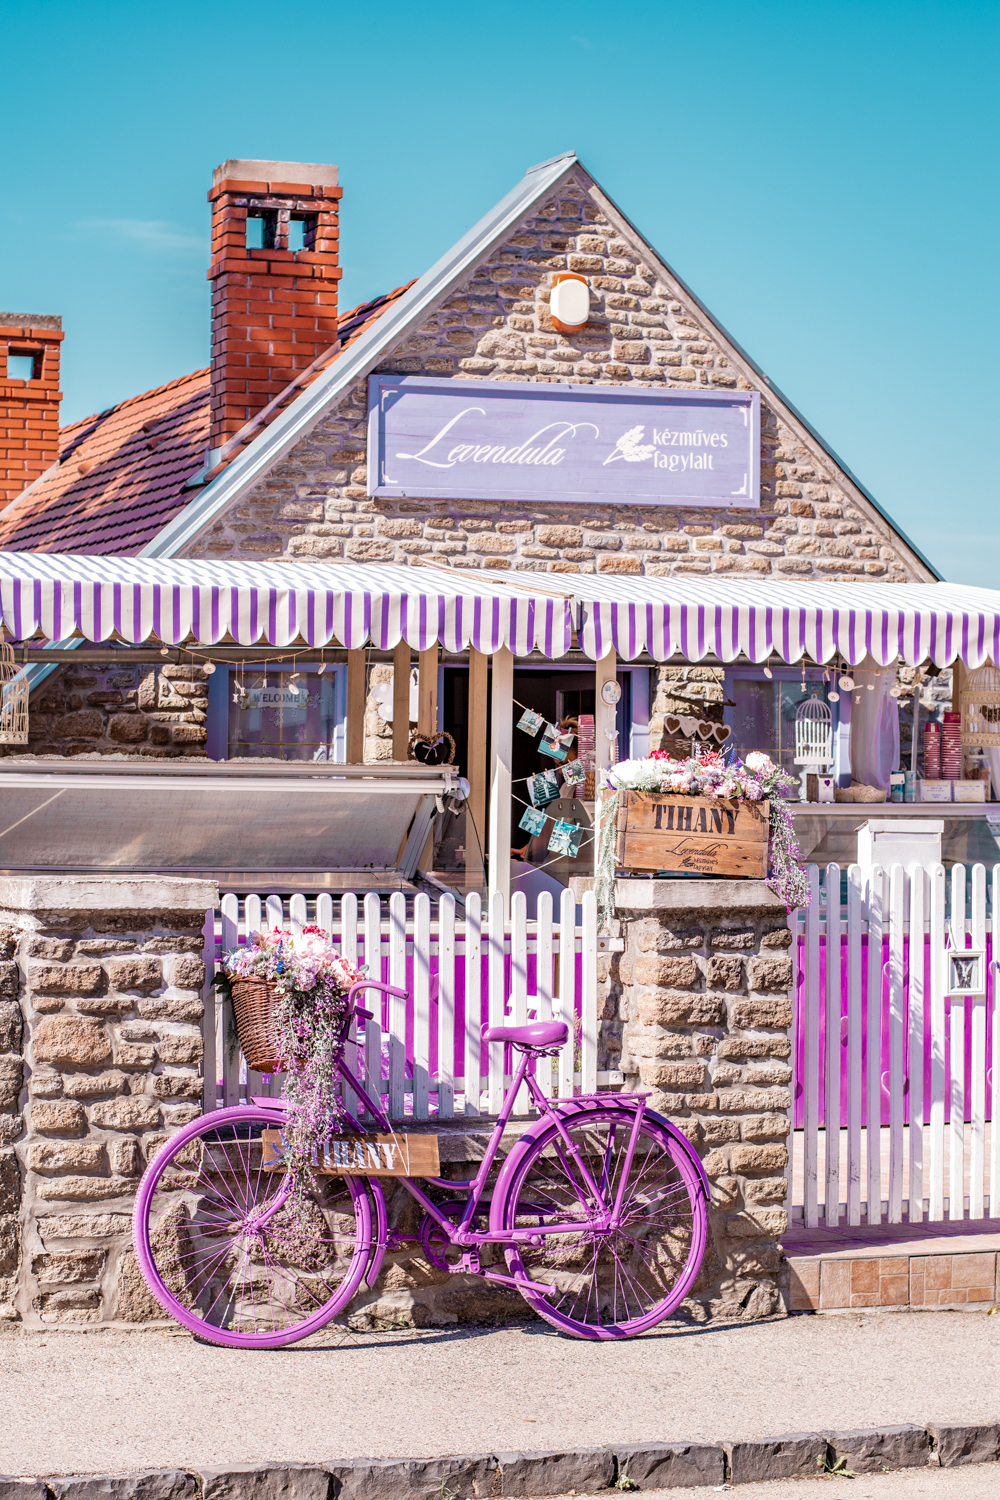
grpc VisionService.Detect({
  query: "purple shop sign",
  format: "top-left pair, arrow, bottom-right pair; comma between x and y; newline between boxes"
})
367,375 -> 761,509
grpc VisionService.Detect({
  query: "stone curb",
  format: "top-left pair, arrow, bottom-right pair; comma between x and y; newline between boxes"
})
1,1423 -> 998,1498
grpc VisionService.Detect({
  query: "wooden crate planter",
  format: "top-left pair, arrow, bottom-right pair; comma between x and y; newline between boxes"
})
614,792 -> 769,877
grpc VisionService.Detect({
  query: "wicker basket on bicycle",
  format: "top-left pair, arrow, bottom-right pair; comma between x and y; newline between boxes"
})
230,978 -> 286,1072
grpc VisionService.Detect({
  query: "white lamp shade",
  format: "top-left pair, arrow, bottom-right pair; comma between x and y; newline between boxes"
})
550,276 -> 590,330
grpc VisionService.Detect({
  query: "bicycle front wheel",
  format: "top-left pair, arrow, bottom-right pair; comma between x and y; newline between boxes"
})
498,1105 -> 707,1340
132,1106 -> 373,1348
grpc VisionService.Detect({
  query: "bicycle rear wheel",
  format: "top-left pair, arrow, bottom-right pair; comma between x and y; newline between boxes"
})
497,1105 -> 707,1340
132,1106 -> 372,1348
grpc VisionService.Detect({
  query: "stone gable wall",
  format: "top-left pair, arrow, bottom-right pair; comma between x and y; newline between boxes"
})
183,171 -> 925,584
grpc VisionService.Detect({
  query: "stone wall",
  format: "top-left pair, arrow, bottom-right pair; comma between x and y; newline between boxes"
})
181,171 -> 929,585
9,662 -> 210,759
2,876 -> 216,1324
608,879 -> 794,1321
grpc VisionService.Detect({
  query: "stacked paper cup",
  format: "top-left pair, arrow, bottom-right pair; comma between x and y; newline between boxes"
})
924,721 -> 941,779
941,711 -> 963,780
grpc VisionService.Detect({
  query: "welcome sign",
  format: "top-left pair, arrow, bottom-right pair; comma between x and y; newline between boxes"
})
368,376 -> 760,509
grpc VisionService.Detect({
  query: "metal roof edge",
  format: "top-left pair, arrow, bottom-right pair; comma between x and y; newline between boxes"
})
141,153 -> 581,561
582,177 -> 943,584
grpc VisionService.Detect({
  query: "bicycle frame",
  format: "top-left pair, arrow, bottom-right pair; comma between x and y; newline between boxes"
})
326,981 -> 661,1257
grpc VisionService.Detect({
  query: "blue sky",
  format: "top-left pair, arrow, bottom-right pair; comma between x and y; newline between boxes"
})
1,0 -> 996,582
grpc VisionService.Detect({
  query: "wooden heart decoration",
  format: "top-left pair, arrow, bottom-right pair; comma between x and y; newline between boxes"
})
696,720 -> 714,740
714,724 -> 732,744
664,715 -> 681,734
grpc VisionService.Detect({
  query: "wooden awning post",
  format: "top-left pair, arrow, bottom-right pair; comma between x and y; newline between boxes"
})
488,645 -> 513,903
594,649 -> 618,876
466,647 -> 488,891
416,645 -> 439,871
392,640 -> 410,761
417,646 -> 438,735
346,648 -> 366,763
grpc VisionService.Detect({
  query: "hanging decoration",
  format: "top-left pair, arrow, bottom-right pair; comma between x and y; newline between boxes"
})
561,757 -> 587,787
0,637 -> 28,745
961,663 -> 1000,746
528,769 -> 561,806
518,806 -> 548,836
548,819 -> 584,857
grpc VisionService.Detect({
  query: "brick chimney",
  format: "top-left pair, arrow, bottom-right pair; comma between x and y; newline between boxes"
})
0,313 -> 63,505
207,159 -> 342,461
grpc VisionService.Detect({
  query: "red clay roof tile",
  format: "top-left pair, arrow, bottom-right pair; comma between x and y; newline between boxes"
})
0,282 -> 414,556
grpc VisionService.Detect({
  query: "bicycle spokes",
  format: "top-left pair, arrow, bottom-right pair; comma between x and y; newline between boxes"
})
135,1111 -> 371,1347
500,1108 -> 707,1338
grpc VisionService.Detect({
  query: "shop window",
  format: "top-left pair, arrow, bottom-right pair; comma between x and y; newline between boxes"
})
225,666 -> 344,760
724,666 -> 842,793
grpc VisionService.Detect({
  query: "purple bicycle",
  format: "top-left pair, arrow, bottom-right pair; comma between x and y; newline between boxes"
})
133,980 -> 709,1347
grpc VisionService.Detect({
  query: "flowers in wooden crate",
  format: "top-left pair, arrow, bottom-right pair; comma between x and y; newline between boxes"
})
597,750 -> 810,921
604,747 -> 792,802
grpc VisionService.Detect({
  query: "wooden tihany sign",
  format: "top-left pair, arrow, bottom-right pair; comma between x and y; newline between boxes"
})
262,1129 -> 440,1177
615,793 -> 769,878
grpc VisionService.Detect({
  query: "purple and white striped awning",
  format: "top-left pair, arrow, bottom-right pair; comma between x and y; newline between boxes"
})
0,556 -> 572,655
0,554 -> 997,666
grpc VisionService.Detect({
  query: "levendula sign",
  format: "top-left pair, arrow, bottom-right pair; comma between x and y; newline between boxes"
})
368,376 -> 760,509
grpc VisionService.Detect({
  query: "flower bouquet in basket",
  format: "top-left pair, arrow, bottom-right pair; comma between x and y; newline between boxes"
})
596,748 -> 811,929
213,925 -> 364,1201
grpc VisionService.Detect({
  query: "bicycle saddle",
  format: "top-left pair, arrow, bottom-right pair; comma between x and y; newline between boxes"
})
481,1020 -> 569,1050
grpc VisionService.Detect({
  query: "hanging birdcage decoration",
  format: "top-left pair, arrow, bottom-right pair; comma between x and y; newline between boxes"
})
961,662 -> 1000,746
0,638 -> 28,745
794,693 -> 833,765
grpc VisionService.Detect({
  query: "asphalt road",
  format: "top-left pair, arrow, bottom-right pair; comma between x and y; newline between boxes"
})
1,1312 -> 998,1475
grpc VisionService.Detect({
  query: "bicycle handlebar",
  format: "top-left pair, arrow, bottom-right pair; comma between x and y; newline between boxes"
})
346,979 -> 409,1003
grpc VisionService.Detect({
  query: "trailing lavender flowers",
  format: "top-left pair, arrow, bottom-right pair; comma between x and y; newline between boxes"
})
597,748 -> 811,929
216,925 -> 362,1210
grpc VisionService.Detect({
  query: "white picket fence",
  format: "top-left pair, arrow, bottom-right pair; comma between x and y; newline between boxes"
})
198,889 -> 606,1120
791,861 -> 1000,1230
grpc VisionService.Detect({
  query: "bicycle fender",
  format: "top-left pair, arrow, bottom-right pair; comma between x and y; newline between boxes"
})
639,1105 -> 711,1199
488,1099 -> 710,1233
362,1177 -> 389,1288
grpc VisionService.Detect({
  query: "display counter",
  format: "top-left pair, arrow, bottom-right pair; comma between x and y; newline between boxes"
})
0,758 -> 458,890
788,802 -> 1000,868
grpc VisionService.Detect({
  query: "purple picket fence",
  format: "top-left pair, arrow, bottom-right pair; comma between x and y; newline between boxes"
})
206,889 -> 601,1116
793,932 -> 996,1130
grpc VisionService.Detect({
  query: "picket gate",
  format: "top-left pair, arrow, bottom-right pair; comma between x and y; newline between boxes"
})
790,861 -> 1000,1229
198,889 -> 607,1120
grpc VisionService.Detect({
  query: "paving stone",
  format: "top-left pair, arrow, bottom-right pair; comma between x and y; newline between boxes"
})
48,1475 -> 197,1500
494,1447 -> 614,1495
725,1433 -> 829,1484
200,1469 -> 330,1500
825,1424 -> 931,1473
614,1441 -> 724,1488
327,1455 -> 496,1500
0,1481 -> 49,1500
928,1422 -> 1000,1466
